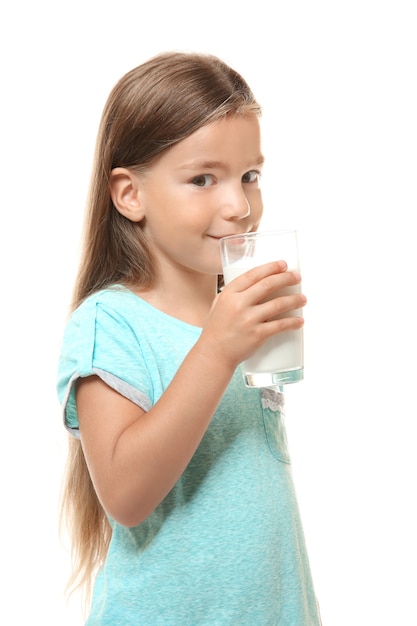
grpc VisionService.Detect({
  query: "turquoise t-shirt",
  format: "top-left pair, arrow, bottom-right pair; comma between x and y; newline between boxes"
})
57,286 -> 320,625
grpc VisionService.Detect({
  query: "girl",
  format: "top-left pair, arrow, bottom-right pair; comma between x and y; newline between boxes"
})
57,51 -> 321,625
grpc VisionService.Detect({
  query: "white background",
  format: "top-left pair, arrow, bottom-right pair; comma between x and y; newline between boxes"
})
1,1 -> 416,624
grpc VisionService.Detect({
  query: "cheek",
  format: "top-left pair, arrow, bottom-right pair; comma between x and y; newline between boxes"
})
177,211 -> 213,234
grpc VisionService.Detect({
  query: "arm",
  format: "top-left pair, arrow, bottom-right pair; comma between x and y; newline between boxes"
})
77,261 -> 306,527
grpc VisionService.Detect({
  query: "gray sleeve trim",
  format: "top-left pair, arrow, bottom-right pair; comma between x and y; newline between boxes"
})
65,368 -> 152,439
93,367 -> 152,412
66,426 -> 82,439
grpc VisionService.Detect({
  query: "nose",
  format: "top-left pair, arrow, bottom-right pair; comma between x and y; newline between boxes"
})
221,185 -> 251,221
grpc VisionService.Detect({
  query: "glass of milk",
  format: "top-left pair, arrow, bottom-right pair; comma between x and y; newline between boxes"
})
220,230 -> 304,387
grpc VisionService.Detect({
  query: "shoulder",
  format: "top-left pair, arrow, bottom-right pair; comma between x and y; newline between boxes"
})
66,286 -> 152,334
58,286 -> 154,392
72,285 -> 140,319
59,287 -> 144,369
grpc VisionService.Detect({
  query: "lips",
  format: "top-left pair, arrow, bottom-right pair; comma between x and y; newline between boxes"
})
209,231 -> 249,240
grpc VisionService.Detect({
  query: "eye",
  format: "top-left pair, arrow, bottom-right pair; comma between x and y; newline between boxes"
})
191,174 -> 215,187
242,170 -> 261,184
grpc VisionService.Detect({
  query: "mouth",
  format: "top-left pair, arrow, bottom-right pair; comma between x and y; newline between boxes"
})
208,231 -> 249,241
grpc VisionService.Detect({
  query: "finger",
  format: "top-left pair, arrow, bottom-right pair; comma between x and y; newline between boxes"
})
265,315 -> 305,335
225,261 -> 288,292
242,269 -> 303,307
258,292 -> 307,322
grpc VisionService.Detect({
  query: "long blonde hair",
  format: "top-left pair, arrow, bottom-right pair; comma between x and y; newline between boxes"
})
60,50 -> 261,603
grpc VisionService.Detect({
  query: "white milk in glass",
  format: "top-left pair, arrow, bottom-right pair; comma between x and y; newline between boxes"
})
222,261 -> 304,386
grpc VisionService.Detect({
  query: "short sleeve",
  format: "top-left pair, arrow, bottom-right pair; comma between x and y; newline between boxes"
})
57,298 -> 152,436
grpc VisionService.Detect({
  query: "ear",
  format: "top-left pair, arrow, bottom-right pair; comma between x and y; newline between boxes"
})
109,167 -> 145,222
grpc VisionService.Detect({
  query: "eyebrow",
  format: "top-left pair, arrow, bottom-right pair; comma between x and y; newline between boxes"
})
181,155 -> 265,171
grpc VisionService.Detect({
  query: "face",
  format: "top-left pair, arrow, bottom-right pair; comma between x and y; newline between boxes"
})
135,114 -> 264,279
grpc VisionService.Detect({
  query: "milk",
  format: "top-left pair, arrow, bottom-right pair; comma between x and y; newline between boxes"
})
223,261 -> 304,385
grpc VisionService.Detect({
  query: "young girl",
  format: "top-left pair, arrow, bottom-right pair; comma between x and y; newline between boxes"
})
57,51 -> 321,625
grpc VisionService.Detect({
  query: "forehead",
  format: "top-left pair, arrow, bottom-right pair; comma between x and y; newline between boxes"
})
163,115 -> 263,169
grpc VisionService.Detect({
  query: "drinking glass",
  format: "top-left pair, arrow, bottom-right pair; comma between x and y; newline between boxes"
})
220,230 -> 304,387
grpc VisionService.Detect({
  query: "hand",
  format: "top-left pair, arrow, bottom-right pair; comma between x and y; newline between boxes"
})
199,261 -> 306,369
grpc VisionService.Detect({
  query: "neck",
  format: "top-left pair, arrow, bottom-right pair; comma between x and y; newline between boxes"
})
135,272 -> 218,328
